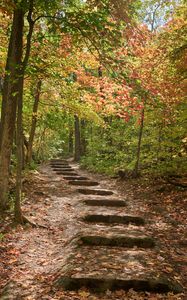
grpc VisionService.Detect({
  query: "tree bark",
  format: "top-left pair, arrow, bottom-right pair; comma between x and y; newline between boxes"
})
74,115 -> 81,161
68,127 -> 74,154
0,0 -> 34,219
0,8 -> 24,212
134,107 -> 145,177
15,74 -> 24,223
14,0 -> 34,222
26,80 -> 42,165
156,125 -> 163,163
80,119 -> 87,156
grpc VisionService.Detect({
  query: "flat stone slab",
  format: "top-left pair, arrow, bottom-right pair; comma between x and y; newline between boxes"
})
51,165 -> 71,168
51,163 -> 69,166
78,189 -> 113,196
80,235 -> 155,248
51,165 -> 70,168
83,214 -> 145,225
58,276 -> 182,294
50,159 -> 68,163
57,247 -> 183,293
59,172 -> 78,176
57,173 -> 78,176
63,176 -> 88,180
53,168 -> 73,172
69,181 -> 99,186
83,199 -> 127,207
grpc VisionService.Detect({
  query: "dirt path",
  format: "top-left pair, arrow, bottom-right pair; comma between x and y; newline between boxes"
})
0,160 -> 186,299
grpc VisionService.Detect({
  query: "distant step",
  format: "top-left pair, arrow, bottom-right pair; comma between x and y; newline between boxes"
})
56,247 -> 183,293
53,168 -> 73,172
64,176 -> 88,181
51,164 -> 71,168
83,214 -> 145,225
83,199 -> 127,207
80,235 -> 155,248
56,172 -> 76,175
78,189 -> 113,196
52,165 -> 71,168
50,159 -> 68,163
51,165 -> 69,168
51,162 -> 69,165
69,181 -> 99,186
59,172 -> 78,176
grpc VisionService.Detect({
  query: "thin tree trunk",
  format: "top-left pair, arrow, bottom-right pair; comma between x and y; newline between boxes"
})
22,134 -> 25,169
26,79 -> 42,165
74,115 -> 81,161
156,125 -> 163,163
36,126 -> 47,160
134,107 -> 145,177
15,75 -> 24,223
0,8 -> 24,212
80,119 -> 87,156
68,128 -> 74,154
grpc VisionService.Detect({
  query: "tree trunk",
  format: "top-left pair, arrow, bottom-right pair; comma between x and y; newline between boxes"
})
0,8 -> 24,213
15,75 -> 24,223
68,128 -> 74,154
74,115 -> 81,161
36,126 -> 47,160
26,80 -> 42,165
80,119 -> 87,156
134,108 -> 145,177
156,125 -> 163,163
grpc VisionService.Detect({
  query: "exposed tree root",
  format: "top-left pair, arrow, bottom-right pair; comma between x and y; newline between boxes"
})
14,215 -> 48,229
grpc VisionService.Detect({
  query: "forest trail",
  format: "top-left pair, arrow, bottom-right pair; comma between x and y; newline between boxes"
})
0,160 -> 186,300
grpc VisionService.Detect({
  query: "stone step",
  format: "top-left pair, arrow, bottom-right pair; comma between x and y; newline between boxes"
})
56,247 -> 183,293
79,235 -> 155,248
53,168 -> 73,172
78,189 -> 113,196
51,165 -> 70,168
50,162 -> 69,166
63,176 -> 88,181
50,159 -> 68,163
83,199 -> 127,207
52,165 -> 71,167
83,214 -> 145,225
57,276 -> 183,294
79,224 -> 146,237
51,164 -> 70,167
69,181 -> 99,186
57,172 -> 78,176
55,170 -> 77,176
59,172 -> 78,176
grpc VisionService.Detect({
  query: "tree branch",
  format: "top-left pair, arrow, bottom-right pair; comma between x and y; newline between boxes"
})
22,0 -> 34,70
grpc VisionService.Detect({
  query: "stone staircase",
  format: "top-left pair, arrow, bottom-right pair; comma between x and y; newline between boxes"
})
50,159 -> 183,294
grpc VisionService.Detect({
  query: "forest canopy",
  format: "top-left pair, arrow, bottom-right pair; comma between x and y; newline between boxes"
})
0,0 -> 186,222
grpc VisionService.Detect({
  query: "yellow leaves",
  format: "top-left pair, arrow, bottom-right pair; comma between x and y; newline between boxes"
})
164,266 -> 173,273
78,290 -> 90,299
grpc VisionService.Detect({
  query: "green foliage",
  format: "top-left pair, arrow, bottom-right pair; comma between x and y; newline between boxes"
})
81,102 -> 187,176
1,0 -> 186,181
0,233 -> 4,241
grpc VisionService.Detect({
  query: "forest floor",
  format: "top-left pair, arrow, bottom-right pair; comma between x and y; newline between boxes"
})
0,161 -> 186,300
